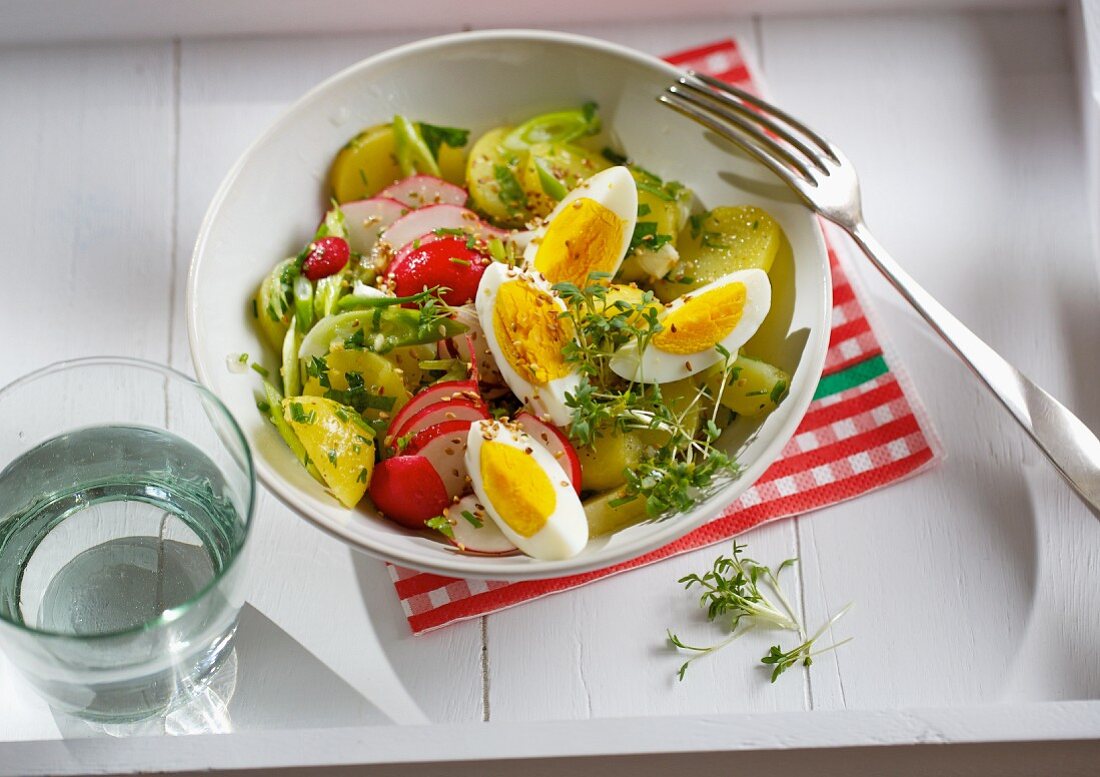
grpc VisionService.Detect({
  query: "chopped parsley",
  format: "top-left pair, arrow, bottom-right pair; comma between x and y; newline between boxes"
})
323,371 -> 398,414
289,402 -> 316,424
688,212 -> 706,240
601,147 -> 629,165
417,122 -> 469,160
629,221 -> 674,253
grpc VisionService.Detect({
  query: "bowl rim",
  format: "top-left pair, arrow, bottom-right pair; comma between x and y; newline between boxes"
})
188,27 -> 831,580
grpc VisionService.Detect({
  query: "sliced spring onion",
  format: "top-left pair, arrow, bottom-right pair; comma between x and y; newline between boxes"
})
294,275 -> 314,334
261,381 -> 322,482
281,317 -> 302,397
533,156 -> 569,201
393,114 -> 441,177
502,105 -> 600,151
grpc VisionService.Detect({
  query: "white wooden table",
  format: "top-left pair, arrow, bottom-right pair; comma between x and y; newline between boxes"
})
2,4 -> 1100,774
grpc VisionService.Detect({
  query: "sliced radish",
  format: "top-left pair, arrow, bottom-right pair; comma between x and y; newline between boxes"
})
378,175 -> 468,209
381,204 -> 508,252
443,494 -> 518,556
515,412 -> 582,494
390,399 -> 489,450
385,379 -> 481,446
461,332 -> 480,385
437,337 -> 459,360
368,455 -> 451,530
341,197 -> 408,255
405,419 -> 473,498
450,305 -> 502,385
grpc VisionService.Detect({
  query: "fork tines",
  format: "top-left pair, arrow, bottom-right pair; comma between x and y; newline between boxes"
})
660,71 -> 839,187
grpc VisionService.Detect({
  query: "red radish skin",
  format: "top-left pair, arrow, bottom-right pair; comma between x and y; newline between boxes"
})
385,379 -> 481,446
387,236 -> 490,306
368,455 -> 451,530
302,236 -> 350,280
515,412 -> 582,494
449,305 -> 503,384
405,419 -> 474,498
380,204 -> 508,252
341,197 -> 408,255
444,495 -> 518,556
378,175 -> 467,209
389,399 -> 489,451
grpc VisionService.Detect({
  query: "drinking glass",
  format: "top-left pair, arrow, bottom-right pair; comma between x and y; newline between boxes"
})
0,357 -> 254,721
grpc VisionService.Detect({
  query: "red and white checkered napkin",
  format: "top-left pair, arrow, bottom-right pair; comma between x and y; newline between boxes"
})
388,38 -> 944,635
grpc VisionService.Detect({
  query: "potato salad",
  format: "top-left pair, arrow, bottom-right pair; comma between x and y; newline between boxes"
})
251,105 -> 791,560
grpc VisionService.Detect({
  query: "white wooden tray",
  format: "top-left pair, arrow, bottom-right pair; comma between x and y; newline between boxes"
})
1,3 -> 1098,774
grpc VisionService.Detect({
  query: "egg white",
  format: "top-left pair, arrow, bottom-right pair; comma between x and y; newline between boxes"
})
522,166 -> 637,284
610,268 -> 772,384
465,419 -> 588,560
475,262 -> 580,426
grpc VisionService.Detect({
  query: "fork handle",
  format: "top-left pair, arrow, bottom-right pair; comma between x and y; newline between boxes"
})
844,221 -> 1100,517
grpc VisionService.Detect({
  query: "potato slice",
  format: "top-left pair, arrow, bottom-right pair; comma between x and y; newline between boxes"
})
282,395 -> 376,507
330,124 -> 403,203
700,353 -> 790,418
577,429 -> 645,491
656,205 -> 782,301
636,378 -> 701,448
618,176 -> 691,282
583,487 -> 649,537
466,126 -> 527,226
302,347 -> 411,431
520,142 -> 610,218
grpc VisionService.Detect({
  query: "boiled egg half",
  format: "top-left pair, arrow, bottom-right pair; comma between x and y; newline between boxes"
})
610,268 -> 772,383
523,166 -> 637,288
465,419 -> 588,560
475,262 -> 580,426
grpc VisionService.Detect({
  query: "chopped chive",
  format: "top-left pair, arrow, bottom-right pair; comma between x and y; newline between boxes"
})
425,515 -> 454,539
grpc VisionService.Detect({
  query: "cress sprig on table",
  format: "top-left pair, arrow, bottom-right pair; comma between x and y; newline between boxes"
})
552,273 -> 742,518
668,543 -> 852,683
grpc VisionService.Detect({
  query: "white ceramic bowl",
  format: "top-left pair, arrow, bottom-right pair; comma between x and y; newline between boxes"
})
188,29 -> 830,580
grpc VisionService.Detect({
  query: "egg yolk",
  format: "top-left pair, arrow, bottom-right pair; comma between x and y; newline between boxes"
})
480,441 -> 557,537
652,282 -> 747,354
534,198 -> 624,287
492,279 -> 573,386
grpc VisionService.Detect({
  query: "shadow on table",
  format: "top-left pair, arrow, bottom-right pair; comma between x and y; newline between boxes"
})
53,603 -> 389,738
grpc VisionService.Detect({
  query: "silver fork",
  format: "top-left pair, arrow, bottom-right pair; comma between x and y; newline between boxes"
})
661,71 -> 1100,517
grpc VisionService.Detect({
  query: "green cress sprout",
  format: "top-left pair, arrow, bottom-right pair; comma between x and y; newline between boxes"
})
668,543 -> 852,682
553,273 -> 742,519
